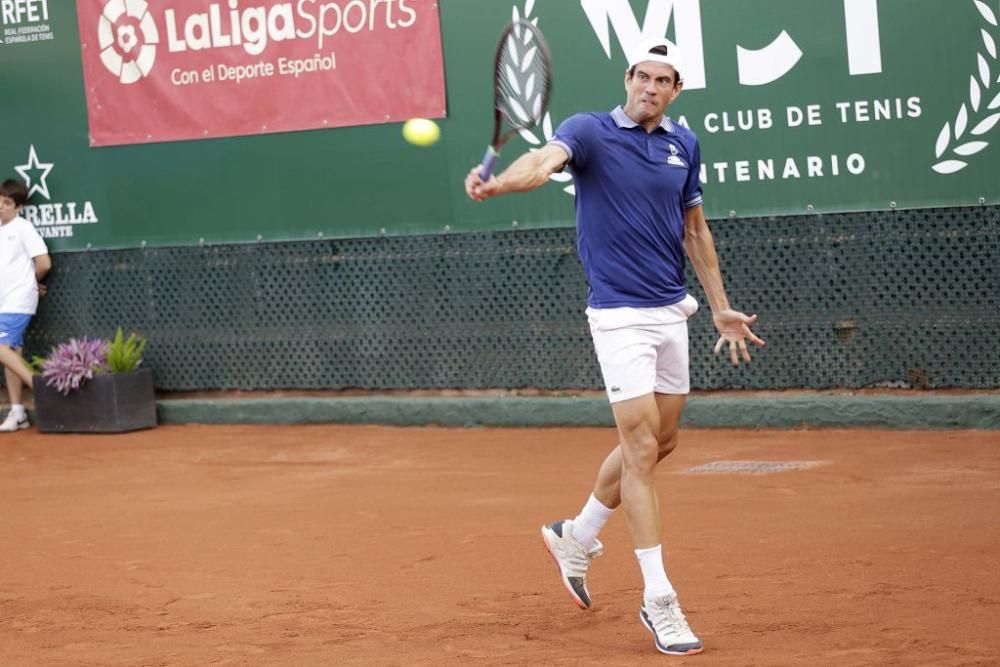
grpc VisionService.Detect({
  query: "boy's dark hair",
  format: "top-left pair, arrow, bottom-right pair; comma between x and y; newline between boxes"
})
0,178 -> 29,207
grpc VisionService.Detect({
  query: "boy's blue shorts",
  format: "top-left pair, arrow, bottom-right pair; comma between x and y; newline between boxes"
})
0,313 -> 33,349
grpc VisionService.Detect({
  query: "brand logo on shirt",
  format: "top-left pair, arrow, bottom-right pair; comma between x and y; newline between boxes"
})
11,146 -> 101,239
666,143 -> 686,167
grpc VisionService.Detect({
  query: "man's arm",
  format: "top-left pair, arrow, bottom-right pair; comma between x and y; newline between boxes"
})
683,205 -> 765,365
465,143 -> 569,201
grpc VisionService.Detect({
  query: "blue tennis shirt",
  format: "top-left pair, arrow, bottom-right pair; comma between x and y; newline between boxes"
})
550,106 -> 703,308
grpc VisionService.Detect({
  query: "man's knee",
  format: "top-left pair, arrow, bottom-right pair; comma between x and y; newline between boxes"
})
621,431 -> 660,474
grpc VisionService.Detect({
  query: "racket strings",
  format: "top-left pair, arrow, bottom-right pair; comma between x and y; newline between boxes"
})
496,33 -> 550,129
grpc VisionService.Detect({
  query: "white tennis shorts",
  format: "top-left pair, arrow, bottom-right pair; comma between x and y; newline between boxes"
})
587,294 -> 700,403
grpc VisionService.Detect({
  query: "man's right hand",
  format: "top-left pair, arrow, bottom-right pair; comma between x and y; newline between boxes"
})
465,167 -> 502,202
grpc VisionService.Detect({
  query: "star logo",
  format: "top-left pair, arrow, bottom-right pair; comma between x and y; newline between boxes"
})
14,145 -> 54,201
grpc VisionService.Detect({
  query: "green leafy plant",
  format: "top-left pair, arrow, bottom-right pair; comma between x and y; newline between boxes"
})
28,355 -> 47,375
104,327 -> 147,373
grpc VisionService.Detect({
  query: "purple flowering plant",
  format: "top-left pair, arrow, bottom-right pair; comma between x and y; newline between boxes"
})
40,336 -> 110,395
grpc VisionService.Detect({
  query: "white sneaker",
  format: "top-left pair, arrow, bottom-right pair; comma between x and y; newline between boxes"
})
0,411 -> 29,432
540,519 -> 603,609
640,593 -> 704,655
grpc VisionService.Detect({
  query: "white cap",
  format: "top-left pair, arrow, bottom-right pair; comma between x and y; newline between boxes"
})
627,40 -> 683,79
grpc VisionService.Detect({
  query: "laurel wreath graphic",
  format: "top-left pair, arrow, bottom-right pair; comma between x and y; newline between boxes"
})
931,0 -> 1000,174
511,0 -> 576,194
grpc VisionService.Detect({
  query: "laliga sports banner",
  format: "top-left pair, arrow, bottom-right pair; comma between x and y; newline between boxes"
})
76,0 -> 445,146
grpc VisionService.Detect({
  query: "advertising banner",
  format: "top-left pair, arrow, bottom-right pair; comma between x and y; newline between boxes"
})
75,0 -> 446,146
498,0 -> 1000,218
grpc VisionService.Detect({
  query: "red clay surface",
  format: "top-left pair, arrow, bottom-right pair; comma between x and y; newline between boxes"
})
1,425 -> 998,666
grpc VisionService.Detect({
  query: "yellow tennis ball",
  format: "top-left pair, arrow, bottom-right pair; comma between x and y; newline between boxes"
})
402,118 -> 440,147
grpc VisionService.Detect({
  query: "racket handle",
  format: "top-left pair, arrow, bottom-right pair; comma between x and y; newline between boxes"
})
479,146 -> 500,181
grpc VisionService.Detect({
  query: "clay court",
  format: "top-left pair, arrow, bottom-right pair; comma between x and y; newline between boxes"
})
1,424 -> 998,666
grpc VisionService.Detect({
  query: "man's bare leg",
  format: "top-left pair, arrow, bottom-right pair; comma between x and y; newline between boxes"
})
591,393 -> 686,511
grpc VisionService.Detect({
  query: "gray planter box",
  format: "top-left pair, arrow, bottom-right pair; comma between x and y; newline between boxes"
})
33,368 -> 157,433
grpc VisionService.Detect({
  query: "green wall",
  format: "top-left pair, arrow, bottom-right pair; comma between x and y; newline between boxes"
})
3,0 -> 998,251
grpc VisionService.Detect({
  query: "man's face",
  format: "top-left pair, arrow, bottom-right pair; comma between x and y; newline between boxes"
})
623,61 -> 682,122
0,195 -> 20,223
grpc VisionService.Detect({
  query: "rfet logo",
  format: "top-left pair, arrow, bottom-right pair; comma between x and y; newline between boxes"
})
98,0 -> 159,84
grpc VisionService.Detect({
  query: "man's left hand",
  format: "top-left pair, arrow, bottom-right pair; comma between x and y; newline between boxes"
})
712,310 -> 765,366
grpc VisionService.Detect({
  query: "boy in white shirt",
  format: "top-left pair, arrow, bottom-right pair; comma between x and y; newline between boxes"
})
0,178 -> 51,431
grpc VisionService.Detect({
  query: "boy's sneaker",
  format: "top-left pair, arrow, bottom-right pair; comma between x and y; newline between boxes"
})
540,519 -> 603,609
640,593 -> 704,656
0,411 -> 29,432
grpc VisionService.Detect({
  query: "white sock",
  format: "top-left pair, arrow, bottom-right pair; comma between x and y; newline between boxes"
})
570,494 -> 614,549
635,545 -> 675,600
10,404 -> 25,416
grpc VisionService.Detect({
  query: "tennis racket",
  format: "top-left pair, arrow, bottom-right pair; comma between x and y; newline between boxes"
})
479,20 -> 554,181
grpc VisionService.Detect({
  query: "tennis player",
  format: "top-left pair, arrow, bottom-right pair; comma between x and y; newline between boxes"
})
464,40 -> 765,656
